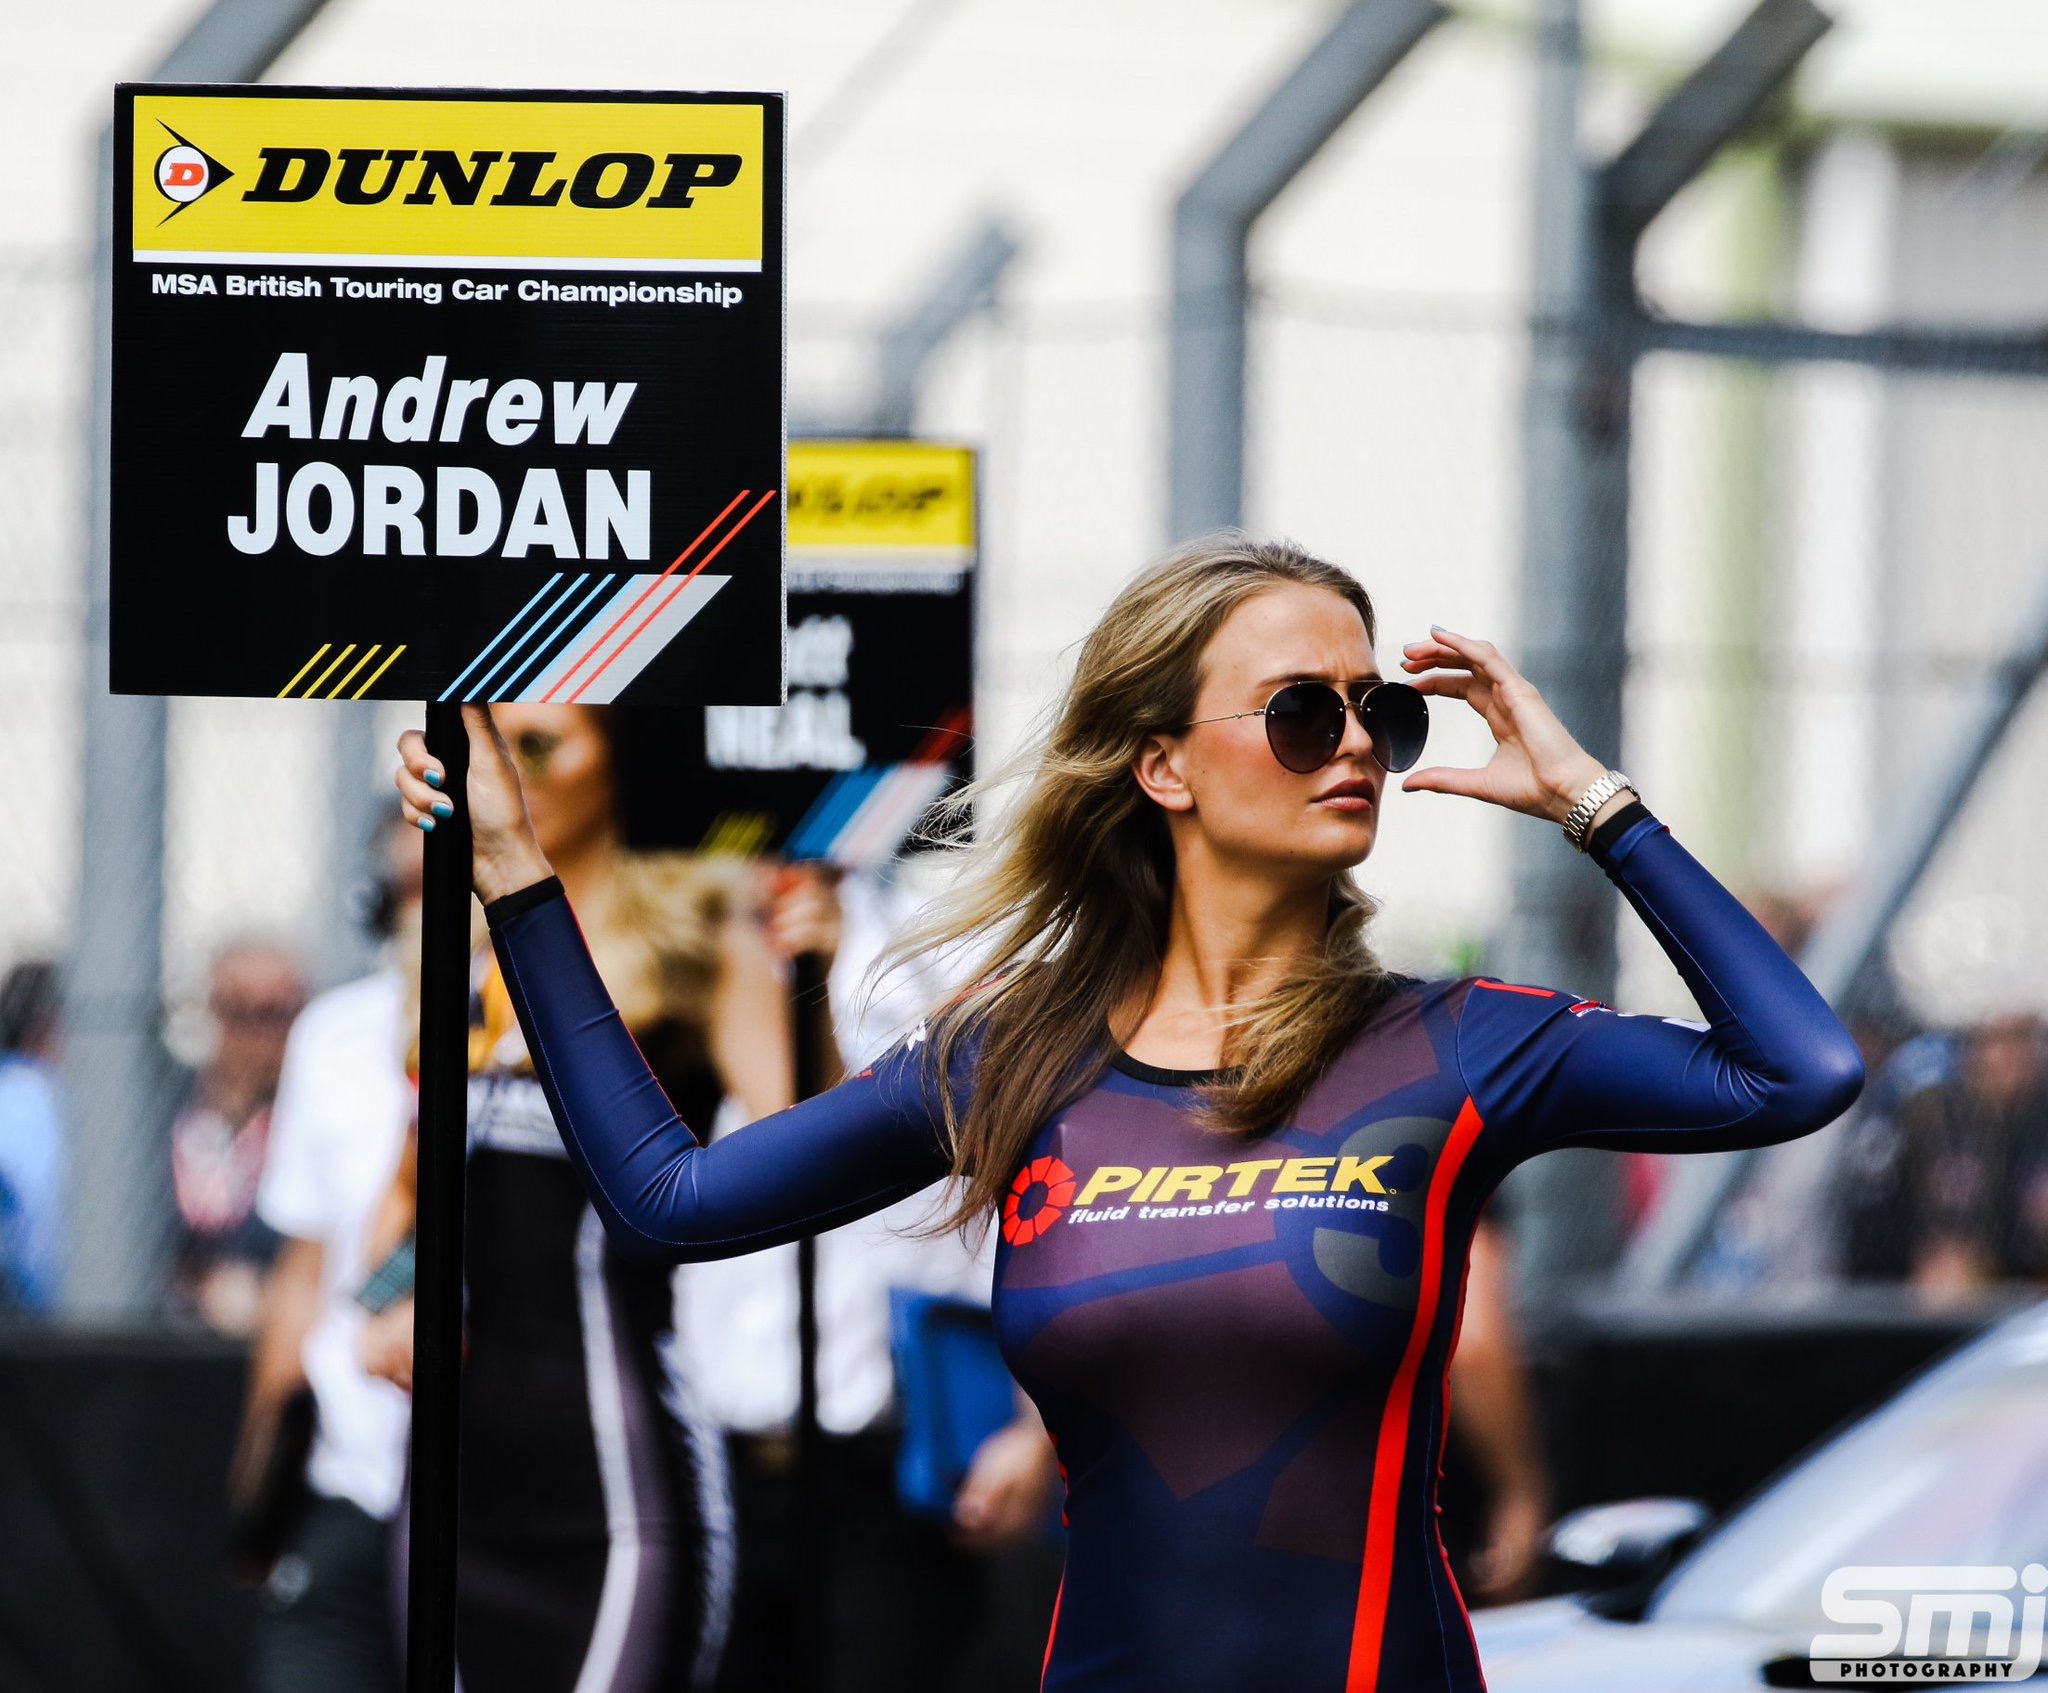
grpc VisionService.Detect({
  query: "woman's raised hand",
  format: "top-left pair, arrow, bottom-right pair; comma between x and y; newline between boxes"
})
1397,627 -> 1609,824
765,861 -> 844,965
395,704 -> 554,902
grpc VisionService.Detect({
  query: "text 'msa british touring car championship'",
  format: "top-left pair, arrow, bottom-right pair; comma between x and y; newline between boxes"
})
112,85 -> 786,706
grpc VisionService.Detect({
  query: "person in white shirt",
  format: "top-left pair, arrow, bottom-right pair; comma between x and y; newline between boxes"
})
229,817 -> 419,1693
684,861 -> 1062,1693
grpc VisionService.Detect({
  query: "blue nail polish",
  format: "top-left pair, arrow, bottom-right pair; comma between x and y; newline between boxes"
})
1430,623 -> 1446,634
432,799 -> 453,819
418,815 -> 435,832
423,768 -> 443,789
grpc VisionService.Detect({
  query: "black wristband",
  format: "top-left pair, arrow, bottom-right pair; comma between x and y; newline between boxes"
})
1585,799 -> 1654,863
483,873 -> 566,928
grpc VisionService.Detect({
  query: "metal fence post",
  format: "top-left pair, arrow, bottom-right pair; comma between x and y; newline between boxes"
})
1166,0 -> 1445,541
65,0 -> 334,1315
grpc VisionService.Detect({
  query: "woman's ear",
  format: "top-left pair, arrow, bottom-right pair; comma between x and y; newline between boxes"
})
1131,731 -> 1196,814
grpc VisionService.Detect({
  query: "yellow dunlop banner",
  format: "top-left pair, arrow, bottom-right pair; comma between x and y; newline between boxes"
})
786,441 -> 976,557
131,90 -> 765,271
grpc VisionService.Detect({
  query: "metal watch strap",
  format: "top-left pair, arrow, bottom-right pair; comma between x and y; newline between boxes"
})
1562,769 -> 1635,853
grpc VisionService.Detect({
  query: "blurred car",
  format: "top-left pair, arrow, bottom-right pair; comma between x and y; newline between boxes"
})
1473,1298 -> 2048,1691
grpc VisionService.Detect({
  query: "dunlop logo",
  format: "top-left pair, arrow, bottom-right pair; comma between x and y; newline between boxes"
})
238,148 -> 740,211
128,91 -> 771,272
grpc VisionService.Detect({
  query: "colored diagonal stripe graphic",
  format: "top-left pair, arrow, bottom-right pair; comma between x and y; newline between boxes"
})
835,709 -> 969,865
468,574 -> 591,699
785,770 -> 883,861
563,488 -> 778,704
352,646 -> 405,698
432,488 -> 771,706
279,642 -> 409,700
542,489 -> 752,703
498,574 -> 617,698
848,705 -> 970,862
562,576 -> 731,705
328,645 -> 381,698
438,575 -> 564,703
305,645 -> 357,696
278,645 -> 331,698
699,813 -> 775,856
785,706 -> 972,867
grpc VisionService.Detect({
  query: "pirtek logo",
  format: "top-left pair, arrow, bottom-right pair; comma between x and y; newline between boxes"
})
1071,1154 -> 1399,1209
1001,1153 -> 1404,1247
1003,1156 -> 1075,1247
233,147 -> 742,212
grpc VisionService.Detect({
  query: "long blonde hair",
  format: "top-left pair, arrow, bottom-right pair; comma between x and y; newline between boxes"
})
871,530 -> 1407,1239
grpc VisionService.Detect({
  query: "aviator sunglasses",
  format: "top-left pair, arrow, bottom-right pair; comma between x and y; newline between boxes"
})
1178,678 -> 1430,774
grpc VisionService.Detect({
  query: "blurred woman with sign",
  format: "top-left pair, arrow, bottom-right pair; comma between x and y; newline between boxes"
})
366,703 -> 841,1693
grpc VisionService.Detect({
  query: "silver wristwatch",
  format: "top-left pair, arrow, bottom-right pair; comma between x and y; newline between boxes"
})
1561,769 -> 1637,853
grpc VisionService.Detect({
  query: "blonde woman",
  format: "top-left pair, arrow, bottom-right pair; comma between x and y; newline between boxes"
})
396,534 -> 1863,1693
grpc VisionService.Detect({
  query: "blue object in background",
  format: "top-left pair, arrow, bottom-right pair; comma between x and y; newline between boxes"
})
0,1054 -> 65,1313
890,1289 -> 1032,1523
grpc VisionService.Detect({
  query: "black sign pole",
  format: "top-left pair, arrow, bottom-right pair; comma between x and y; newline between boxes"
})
407,701 -> 472,1693
791,949 -> 829,1693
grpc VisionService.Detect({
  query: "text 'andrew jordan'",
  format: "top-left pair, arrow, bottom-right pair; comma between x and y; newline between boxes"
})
226,351 -> 649,562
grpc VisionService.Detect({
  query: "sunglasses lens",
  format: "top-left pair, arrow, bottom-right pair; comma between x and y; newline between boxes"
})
1361,683 -> 1428,772
1263,682 -> 1346,773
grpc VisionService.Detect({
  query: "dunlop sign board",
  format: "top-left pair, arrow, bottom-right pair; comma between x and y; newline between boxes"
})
111,85 -> 786,704
618,441 -> 975,866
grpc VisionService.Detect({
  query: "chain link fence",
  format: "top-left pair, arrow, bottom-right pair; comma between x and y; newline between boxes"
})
0,251 -> 404,1323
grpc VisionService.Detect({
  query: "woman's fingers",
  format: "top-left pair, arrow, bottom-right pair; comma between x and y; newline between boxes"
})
767,862 -> 844,960
1400,639 -> 1473,674
398,727 -> 441,784
1433,630 -> 1531,696
394,706 -> 518,830
1401,763 -> 1491,799
1401,631 -> 1598,820
1420,626 -> 1525,690
395,729 -> 451,830
1405,671 -> 1473,699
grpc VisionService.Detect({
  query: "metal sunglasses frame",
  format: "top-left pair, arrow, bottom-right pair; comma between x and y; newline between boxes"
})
1175,677 -> 1428,772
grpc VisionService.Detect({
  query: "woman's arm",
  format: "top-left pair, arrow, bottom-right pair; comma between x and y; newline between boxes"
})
1452,800 -> 1865,1159
707,880 -> 806,1125
707,863 -> 847,1124
396,709 -> 957,1262
1398,628 -> 1863,1160
488,877 -> 966,1262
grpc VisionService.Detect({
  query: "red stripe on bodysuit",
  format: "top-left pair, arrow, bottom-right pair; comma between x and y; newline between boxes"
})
1040,1572 -> 1065,1687
1432,1243 -> 1487,1683
1344,1095 -> 1487,1693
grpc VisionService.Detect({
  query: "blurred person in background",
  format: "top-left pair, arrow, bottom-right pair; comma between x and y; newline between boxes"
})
362,703 -> 837,1693
164,937 -> 307,1333
1895,1010 -> 2048,1300
1438,1193 -> 1552,1607
690,860 -> 1063,1693
1643,883 -> 1922,1291
229,809 -> 423,1693
1837,1025 -> 1957,1282
1726,883 -> 1924,1290
0,959 -> 65,1316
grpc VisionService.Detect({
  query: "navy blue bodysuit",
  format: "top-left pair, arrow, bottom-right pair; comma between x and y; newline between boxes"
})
483,803 -> 1864,1693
